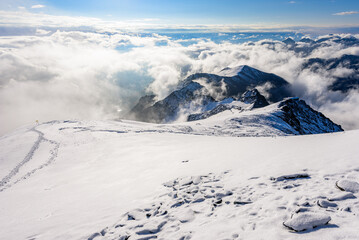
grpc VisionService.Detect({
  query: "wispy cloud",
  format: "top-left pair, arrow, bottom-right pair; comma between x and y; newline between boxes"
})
333,11 -> 359,16
288,1 -> 296,4
1,10 -> 359,34
31,5 -> 46,9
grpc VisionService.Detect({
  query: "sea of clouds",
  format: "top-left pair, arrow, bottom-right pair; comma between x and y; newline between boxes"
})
0,11 -> 358,135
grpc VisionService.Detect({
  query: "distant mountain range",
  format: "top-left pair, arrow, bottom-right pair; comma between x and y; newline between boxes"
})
282,36 -> 359,93
302,54 -> 359,92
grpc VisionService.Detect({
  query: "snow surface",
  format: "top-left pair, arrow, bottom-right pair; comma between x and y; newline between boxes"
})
0,117 -> 358,240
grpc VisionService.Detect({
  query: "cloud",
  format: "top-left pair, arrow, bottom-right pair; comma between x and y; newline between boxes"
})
288,1 -> 296,4
319,91 -> 359,130
0,14 -> 359,135
333,11 -> 359,16
1,10 -> 359,34
31,5 -> 45,9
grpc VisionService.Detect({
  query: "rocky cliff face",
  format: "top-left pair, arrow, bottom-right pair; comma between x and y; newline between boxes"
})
274,98 -> 344,134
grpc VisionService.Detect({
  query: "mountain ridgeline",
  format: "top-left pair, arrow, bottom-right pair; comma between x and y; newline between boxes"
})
128,65 -> 344,135
129,65 -> 291,122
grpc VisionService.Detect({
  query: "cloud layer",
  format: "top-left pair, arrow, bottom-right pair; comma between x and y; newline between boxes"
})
333,11 -> 359,16
0,27 -> 358,135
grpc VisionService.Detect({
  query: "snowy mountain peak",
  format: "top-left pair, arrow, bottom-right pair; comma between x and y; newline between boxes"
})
283,37 -> 296,45
218,65 -> 261,77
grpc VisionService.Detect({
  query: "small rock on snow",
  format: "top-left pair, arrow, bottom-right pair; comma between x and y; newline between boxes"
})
336,180 -> 359,193
283,213 -> 331,232
317,199 -> 338,208
273,173 -> 310,182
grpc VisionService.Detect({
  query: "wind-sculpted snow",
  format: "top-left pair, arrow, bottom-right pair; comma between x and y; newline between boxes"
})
88,169 -> 359,239
0,119 -> 358,239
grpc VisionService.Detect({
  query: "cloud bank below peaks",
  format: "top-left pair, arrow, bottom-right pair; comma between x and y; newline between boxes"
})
0,28 -> 359,135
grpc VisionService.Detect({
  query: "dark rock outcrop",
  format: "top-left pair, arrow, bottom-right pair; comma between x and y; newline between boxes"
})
275,98 -> 344,134
240,89 -> 269,108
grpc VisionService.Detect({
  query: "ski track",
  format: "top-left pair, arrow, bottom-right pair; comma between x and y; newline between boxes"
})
0,125 -> 60,192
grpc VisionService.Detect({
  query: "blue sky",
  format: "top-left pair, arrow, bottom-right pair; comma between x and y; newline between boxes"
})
1,0 -> 359,26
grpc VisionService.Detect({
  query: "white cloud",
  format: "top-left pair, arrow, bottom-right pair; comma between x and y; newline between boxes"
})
31,4 -> 45,9
1,10 -> 359,34
0,12 -> 358,134
333,11 -> 359,16
288,1 -> 296,4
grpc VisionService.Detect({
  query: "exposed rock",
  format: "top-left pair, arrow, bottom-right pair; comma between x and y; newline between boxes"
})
240,89 -> 269,108
272,173 -> 310,182
276,98 -> 344,134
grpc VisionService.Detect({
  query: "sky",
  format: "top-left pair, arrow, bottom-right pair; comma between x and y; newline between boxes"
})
1,0 -> 359,27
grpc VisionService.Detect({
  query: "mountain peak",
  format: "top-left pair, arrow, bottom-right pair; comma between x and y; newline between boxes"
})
283,38 -> 296,45
218,65 -> 261,77
240,89 -> 269,108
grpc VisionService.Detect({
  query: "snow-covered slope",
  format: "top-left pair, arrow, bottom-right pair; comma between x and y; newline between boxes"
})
0,118 -> 358,240
187,97 -> 342,136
